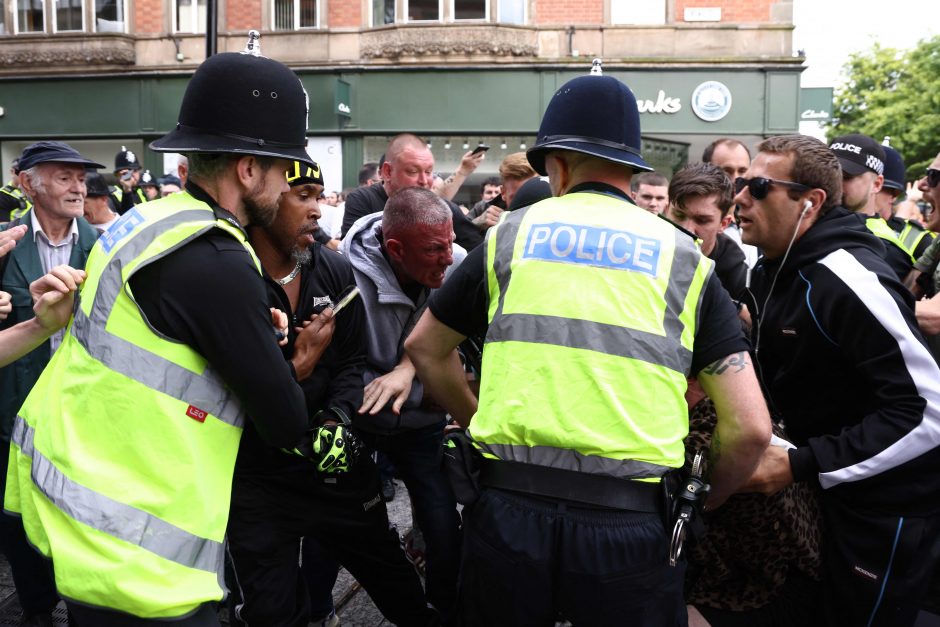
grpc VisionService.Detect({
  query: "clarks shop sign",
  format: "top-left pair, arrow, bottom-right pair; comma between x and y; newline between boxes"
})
635,81 -> 733,122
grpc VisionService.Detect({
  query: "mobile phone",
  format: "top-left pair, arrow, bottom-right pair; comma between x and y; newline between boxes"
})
331,285 -> 360,315
470,144 -> 490,156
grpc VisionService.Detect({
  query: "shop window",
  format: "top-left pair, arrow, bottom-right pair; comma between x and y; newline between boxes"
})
453,0 -> 485,20
273,0 -> 317,29
405,0 -> 439,21
497,0 -> 523,23
610,0 -> 665,25
175,0 -> 206,33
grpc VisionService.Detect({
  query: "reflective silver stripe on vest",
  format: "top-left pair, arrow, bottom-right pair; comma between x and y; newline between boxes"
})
486,202 -> 703,375
11,416 -> 224,574
70,209 -> 248,428
477,440 -> 673,479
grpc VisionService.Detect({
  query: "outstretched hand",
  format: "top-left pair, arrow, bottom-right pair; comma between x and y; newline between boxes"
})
0,224 -> 28,258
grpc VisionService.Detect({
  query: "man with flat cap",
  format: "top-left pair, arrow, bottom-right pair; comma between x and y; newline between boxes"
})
5,38 -> 329,626
0,140 -> 102,626
405,61 -> 770,625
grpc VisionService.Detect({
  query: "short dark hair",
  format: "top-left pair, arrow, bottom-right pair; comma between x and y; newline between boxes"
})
702,138 -> 751,163
480,176 -> 500,193
668,162 -> 734,217
756,135 -> 843,213
630,171 -> 668,192
186,153 -> 278,183
358,162 -> 379,186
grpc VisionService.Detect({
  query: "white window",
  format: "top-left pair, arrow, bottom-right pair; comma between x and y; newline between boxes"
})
14,0 -> 46,32
405,0 -> 440,21
10,0 -> 124,32
452,0 -> 485,20
610,0 -> 665,25
497,0 -> 524,23
371,0 -> 394,26
94,0 -> 126,32
55,0 -> 83,31
175,0 -> 206,33
273,0 -> 317,29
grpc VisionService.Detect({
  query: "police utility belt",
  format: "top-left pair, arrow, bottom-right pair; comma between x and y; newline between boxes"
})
441,429 -> 661,513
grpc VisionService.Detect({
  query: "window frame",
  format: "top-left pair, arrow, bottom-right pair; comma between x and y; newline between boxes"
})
52,0 -> 86,33
403,0 -> 441,22
449,0 -> 487,22
495,0 -> 524,24
13,0 -> 48,34
173,0 -> 206,34
272,0 -> 319,31
91,0 -> 127,33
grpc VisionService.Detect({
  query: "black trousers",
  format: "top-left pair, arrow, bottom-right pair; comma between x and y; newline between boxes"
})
0,439 -> 59,617
67,601 -> 219,626
820,499 -> 940,627
226,460 -> 434,627
457,488 -> 686,627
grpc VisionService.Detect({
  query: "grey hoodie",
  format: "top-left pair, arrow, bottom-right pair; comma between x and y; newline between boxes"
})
341,212 -> 466,434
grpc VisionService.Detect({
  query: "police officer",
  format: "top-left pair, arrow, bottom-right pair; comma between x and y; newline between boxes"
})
0,158 -> 31,223
880,143 -> 934,260
5,36 -> 329,626
405,62 -> 770,626
110,144 -> 149,214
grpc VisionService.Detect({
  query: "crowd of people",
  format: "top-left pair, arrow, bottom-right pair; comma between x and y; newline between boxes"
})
1,39 -> 940,627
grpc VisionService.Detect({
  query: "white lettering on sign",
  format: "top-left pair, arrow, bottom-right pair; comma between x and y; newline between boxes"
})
637,90 -> 682,114
801,108 -> 830,120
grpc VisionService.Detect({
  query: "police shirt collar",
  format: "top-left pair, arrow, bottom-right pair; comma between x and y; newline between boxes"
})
568,181 -> 635,204
185,180 -> 248,235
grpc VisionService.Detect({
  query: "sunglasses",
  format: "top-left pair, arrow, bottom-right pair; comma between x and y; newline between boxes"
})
926,168 -> 940,189
734,176 -> 811,201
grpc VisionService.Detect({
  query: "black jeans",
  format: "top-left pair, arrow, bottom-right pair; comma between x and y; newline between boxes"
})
0,439 -> 59,617
227,459 -> 434,627
457,488 -> 686,627
358,422 -> 462,621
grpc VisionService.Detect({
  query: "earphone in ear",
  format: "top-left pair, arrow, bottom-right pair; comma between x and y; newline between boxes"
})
801,200 -> 812,215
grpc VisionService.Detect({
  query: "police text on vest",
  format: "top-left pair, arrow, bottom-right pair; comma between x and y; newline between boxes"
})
523,222 -> 661,277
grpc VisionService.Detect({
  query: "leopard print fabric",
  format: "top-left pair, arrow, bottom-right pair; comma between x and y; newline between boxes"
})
684,397 -> 823,611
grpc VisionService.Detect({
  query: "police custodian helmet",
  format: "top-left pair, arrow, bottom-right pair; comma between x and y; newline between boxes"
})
526,59 -> 652,176
151,32 -> 314,167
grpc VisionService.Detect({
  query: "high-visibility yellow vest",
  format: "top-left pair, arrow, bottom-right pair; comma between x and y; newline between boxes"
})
866,216 -> 915,265
5,193 -> 260,618
897,221 -> 934,259
470,191 -> 713,479
1,183 -> 31,219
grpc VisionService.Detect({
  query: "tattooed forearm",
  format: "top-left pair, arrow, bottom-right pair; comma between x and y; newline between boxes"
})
701,351 -> 749,376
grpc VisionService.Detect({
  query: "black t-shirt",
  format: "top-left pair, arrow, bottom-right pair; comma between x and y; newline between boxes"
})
235,244 -> 368,476
129,185 -> 308,449
709,232 -> 748,303
428,203 -> 748,376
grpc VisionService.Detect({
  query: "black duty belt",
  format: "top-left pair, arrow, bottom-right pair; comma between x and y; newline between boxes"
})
479,458 -> 662,513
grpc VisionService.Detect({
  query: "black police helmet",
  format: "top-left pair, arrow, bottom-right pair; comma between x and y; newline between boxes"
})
527,64 -> 651,176
881,145 -> 906,193
151,35 -> 313,167
114,145 -> 142,172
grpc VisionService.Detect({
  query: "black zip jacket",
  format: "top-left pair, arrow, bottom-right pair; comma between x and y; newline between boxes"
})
746,207 -> 940,515
235,243 -> 368,476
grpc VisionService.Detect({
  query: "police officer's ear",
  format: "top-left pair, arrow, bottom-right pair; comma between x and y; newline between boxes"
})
234,155 -> 270,189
